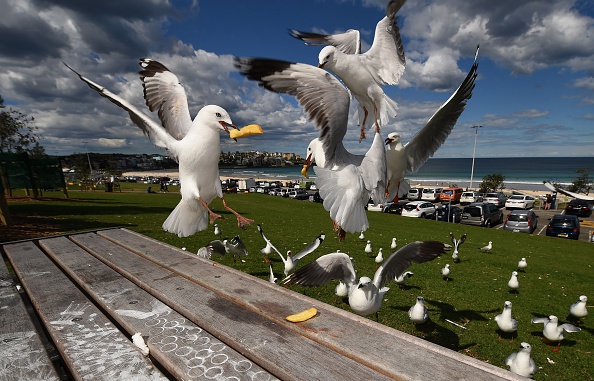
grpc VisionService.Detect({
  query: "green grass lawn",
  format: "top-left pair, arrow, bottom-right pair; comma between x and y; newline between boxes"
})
3,189 -> 593,380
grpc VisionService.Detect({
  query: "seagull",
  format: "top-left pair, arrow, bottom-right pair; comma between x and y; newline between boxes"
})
384,47 -> 479,201
449,232 -> 467,263
197,236 -> 248,262
335,280 -> 349,298
365,240 -> 373,255
494,301 -> 518,338
234,57 -> 387,240
284,241 -> 447,318
531,315 -> 581,349
268,261 -> 278,284
408,296 -> 429,324
297,0 -> 407,141
508,271 -> 519,292
257,224 -> 325,276
260,241 -> 274,256
441,264 -> 451,281
359,231 -> 366,240
390,237 -> 398,250
375,248 -> 384,263
395,271 -> 414,286
214,224 -> 221,236
480,241 -> 493,252
517,257 -> 527,271
65,60 -> 254,237
569,295 -> 588,321
505,342 -> 537,378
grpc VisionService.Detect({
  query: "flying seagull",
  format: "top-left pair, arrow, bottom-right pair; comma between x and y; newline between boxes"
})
65,60 -> 255,237
283,241 -> 446,318
384,46 -> 479,201
505,342 -> 537,378
257,224 -> 325,276
293,0 -> 407,141
197,235 -> 248,262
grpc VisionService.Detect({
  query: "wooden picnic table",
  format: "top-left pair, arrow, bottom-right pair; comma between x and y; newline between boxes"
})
1,228 -> 525,380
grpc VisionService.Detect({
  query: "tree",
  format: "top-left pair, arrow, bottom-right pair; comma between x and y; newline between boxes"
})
568,167 -> 592,195
479,173 -> 505,193
0,95 -> 45,157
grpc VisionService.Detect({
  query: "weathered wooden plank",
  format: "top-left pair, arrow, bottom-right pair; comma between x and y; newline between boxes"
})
39,235 -> 279,381
3,241 -> 167,381
71,232 -> 395,381
0,258 -> 60,381
100,228 -> 524,381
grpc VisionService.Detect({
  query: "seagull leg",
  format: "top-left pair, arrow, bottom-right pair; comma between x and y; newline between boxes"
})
200,197 -> 225,224
359,107 -> 369,142
373,103 -> 381,133
222,198 -> 254,228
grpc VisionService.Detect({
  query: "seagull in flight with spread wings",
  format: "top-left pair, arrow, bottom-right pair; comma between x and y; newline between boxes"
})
384,46 -> 479,201
65,60 -> 255,237
257,224 -> 325,276
283,241 -> 446,318
291,0 -> 407,141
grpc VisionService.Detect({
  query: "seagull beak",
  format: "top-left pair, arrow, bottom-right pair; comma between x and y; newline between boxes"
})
384,137 -> 394,145
318,62 -> 326,69
219,121 -> 239,141
301,153 -> 313,179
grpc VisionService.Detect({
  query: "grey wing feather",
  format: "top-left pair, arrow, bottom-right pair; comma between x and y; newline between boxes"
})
449,232 -> 456,245
198,240 -> 227,259
282,252 -> 356,288
373,241 -> 446,289
458,233 -> 467,246
234,57 -> 350,168
289,29 -> 361,54
64,62 -> 177,151
560,323 -> 582,333
139,59 -> 192,140
404,46 -> 479,173
292,233 -> 326,261
364,9 -> 406,85
230,235 -> 248,256
531,317 -> 549,324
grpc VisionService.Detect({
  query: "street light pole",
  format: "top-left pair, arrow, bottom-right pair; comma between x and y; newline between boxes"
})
83,141 -> 93,185
469,125 -> 483,190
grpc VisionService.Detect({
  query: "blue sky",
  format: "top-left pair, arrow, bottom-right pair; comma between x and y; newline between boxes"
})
1,0 -> 593,158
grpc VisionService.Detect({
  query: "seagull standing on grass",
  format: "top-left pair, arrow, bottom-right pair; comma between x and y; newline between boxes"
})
517,257 -> 527,271
359,231 -> 366,240
257,225 -> 325,276
441,264 -> 451,281
449,232 -> 467,263
480,241 -> 493,252
284,241 -> 447,318
408,296 -> 429,324
531,315 -> 581,350
214,224 -> 221,236
395,271 -> 414,286
569,295 -> 588,322
66,60 -> 255,237
505,342 -> 537,378
508,271 -> 519,292
292,0 -> 407,141
390,237 -> 398,250
494,301 -> 518,338
375,248 -> 384,263
365,240 -> 373,255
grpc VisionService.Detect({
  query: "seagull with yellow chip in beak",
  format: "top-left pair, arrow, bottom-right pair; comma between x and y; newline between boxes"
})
65,59 -> 258,237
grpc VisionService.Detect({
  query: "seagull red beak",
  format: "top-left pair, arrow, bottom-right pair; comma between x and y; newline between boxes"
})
301,153 -> 313,178
219,121 -> 239,134
318,62 -> 326,69
385,137 -> 394,145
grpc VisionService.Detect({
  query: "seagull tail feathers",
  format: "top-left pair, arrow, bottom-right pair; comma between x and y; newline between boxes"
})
163,199 -> 208,238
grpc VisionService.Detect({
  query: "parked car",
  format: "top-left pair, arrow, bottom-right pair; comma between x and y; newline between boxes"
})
382,200 -> 409,214
505,194 -> 535,210
421,188 -> 443,202
503,210 -> 538,234
546,214 -> 581,240
484,192 -> 507,207
289,189 -> 308,199
406,188 -> 423,201
435,203 -> 462,223
460,202 -> 504,228
309,191 -> 323,203
268,188 -> 281,196
367,199 -> 388,212
564,199 -> 593,217
401,201 -> 436,218
439,187 -> 463,203
460,191 -> 483,205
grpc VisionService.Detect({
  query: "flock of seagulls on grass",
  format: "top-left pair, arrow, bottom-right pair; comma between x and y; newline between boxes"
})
64,0 -> 588,378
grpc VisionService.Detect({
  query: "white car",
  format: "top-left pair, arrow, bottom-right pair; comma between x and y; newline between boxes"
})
401,201 -> 436,218
460,191 -> 483,205
407,188 -> 423,200
421,188 -> 443,202
505,194 -> 535,210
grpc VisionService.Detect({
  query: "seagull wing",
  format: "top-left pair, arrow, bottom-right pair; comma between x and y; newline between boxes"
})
373,241 -> 447,289
458,233 -> 467,247
230,235 -> 248,256
361,0 -> 407,85
559,323 -> 582,333
531,317 -> 549,324
292,233 -> 326,262
282,252 -> 357,288
197,240 -> 227,259
289,29 -> 361,54
543,181 -> 594,201
64,62 -> 177,151
234,57 -> 350,168
449,232 -> 456,246
139,59 -> 192,140
404,46 -> 479,173
256,224 -> 285,260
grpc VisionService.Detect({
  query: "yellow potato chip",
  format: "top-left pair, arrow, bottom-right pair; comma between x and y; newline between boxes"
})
229,124 -> 263,139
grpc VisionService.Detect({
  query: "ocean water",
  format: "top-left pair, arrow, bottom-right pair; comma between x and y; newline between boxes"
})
219,157 -> 594,191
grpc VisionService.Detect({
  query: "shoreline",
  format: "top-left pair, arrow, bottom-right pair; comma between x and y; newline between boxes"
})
122,169 -> 560,198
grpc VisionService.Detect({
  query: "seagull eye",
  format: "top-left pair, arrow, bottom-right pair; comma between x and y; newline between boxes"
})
216,112 -> 222,118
